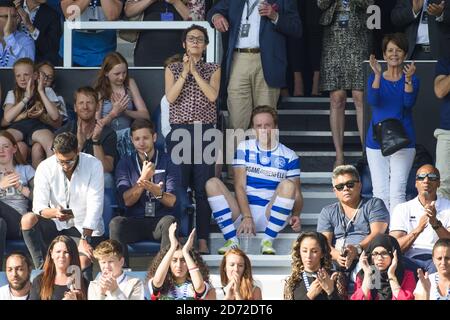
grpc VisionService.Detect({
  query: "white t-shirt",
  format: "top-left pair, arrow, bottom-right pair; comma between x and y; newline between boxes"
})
0,285 -> 29,300
391,196 -> 450,258
4,88 -> 67,119
414,273 -> 450,300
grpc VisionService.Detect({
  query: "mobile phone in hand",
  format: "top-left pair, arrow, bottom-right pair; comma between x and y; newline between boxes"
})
61,209 -> 74,218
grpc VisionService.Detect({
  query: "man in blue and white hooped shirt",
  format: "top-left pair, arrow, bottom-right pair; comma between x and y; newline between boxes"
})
206,105 -> 303,255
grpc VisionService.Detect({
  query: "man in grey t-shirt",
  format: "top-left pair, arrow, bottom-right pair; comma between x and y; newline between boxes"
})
317,165 -> 390,276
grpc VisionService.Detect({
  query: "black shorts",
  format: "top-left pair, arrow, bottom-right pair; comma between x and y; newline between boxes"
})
8,118 -> 52,146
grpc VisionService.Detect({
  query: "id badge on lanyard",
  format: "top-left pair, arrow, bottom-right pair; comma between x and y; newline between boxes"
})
161,3 -> 174,21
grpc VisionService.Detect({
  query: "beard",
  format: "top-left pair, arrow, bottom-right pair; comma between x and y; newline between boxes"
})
9,277 -> 29,291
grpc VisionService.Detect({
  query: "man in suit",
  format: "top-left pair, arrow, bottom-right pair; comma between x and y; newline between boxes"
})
392,0 -> 450,59
14,0 -> 62,66
207,0 -> 301,131
14,0 -> 62,65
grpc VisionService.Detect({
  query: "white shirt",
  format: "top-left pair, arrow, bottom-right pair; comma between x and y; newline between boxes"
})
4,87 -> 59,106
391,196 -> 450,258
0,31 -> 35,67
413,2 -> 430,45
0,285 -> 29,300
236,0 -> 261,49
32,153 -> 105,236
414,273 -> 450,300
88,273 -> 144,300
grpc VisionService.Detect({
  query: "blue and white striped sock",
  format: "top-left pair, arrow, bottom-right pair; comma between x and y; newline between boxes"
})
208,195 -> 237,242
263,196 -> 295,242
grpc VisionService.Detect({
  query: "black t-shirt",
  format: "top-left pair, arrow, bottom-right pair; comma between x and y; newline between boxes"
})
29,275 -> 88,300
56,120 -> 118,167
134,2 -> 184,66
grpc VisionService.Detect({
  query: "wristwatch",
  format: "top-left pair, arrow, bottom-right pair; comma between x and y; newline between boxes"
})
92,140 -> 101,145
355,244 -> 363,255
155,192 -> 163,200
81,234 -> 92,243
432,220 -> 443,230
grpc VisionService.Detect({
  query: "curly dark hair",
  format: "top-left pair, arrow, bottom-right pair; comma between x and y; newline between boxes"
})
284,232 -> 347,300
146,244 -> 211,295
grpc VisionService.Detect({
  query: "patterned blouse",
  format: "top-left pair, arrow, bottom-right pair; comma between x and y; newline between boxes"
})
168,60 -> 220,125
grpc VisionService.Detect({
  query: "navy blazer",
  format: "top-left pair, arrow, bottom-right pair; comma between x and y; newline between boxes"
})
207,0 -> 302,88
33,3 -> 62,65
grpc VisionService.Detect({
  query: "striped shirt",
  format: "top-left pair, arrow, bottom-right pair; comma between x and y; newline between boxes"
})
233,139 -> 301,206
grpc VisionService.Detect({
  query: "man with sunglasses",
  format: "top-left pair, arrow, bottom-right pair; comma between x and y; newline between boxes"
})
317,165 -> 389,281
20,132 -> 105,281
390,164 -> 450,274
0,0 -> 34,67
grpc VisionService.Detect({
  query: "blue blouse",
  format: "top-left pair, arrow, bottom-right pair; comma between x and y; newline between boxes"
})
366,73 -> 420,149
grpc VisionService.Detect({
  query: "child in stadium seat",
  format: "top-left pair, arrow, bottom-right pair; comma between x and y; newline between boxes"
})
94,51 -> 150,158
1,58 -> 61,168
284,231 -> 347,300
146,222 -> 215,300
88,239 -> 144,300
217,248 -> 262,300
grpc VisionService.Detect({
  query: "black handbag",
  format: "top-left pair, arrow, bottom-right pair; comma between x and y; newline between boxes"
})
373,118 -> 411,157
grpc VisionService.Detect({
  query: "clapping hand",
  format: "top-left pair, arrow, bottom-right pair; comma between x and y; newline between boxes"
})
369,54 -> 382,76
403,61 -> 416,80
110,92 -> 130,117
316,268 -> 335,295
417,269 -> 431,295
182,228 -> 196,256
428,1 -> 445,16
387,250 -> 398,278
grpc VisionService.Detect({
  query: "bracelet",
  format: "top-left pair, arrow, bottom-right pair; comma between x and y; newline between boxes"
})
241,216 -> 252,221
189,266 -> 199,272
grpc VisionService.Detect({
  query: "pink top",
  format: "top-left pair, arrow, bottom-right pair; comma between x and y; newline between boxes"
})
351,270 -> 416,300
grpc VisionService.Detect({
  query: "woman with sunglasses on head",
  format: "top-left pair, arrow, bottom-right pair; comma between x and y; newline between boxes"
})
284,232 -> 347,300
366,33 -> 420,215
414,239 -> 450,300
164,24 -> 221,254
351,234 -> 415,300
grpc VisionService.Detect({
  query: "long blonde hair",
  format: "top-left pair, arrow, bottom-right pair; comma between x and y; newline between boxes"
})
220,248 -> 255,300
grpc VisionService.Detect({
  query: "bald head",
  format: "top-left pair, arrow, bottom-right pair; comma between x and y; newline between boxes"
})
416,164 -> 440,177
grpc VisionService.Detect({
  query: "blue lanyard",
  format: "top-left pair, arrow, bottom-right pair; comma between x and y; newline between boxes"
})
0,47 -> 10,67
342,0 -> 350,9
302,272 -> 317,292
89,0 -> 99,9
245,0 -> 259,21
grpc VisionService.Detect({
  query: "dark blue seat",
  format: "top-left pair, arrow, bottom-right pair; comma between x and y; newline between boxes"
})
127,242 -> 161,256
5,239 -> 28,255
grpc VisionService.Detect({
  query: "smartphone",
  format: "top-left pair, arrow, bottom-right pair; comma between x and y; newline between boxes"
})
61,209 -> 74,218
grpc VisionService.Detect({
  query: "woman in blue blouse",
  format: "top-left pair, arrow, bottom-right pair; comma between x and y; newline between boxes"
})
366,33 -> 419,214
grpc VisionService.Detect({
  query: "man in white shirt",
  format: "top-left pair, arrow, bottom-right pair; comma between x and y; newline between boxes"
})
0,252 -> 32,300
21,132 -> 104,280
390,164 -> 450,274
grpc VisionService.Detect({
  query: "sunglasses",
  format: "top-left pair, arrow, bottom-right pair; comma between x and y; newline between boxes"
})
416,173 -> 439,181
334,180 -> 359,191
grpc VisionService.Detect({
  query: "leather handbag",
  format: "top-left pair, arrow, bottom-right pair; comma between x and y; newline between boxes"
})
373,118 -> 411,157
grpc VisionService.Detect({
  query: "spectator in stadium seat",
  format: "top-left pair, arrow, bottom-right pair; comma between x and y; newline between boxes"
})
94,52 -> 150,158
165,24 -> 220,254
414,238 -> 450,300
284,231 -> 347,300
14,0 -> 62,66
391,0 -> 450,60
318,0 -> 372,168
317,165 -> 390,280
59,0 -> 122,67
351,234 -> 415,300
207,0 -> 301,131
206,106 -> 303,255
434,57 -> 450,200
146,222 -> 215,300
2,58 -> 61,168
21,132 -> 104,281
29,235 -> 88,300
366,33 -> 419,214
0,131 -> 34,269
109,119 -> 179,267
88,239 -> 144,300
0,0 -> 34,67
390,164 -> 450,274
217,248 -> 262,300
124,0 -> 205,67
0,252 -> 32,299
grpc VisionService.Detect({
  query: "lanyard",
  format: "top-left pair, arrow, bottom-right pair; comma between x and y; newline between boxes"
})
136,151 -> 159,200
0,47 -> 10,67
302,271 -> 317,292
342,0 -> 350,9
339,200 -> 362,247
63,176 -> 71,209
435,274 -> 450,300
170,281 -> 190,300
245,0 -> 259,21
